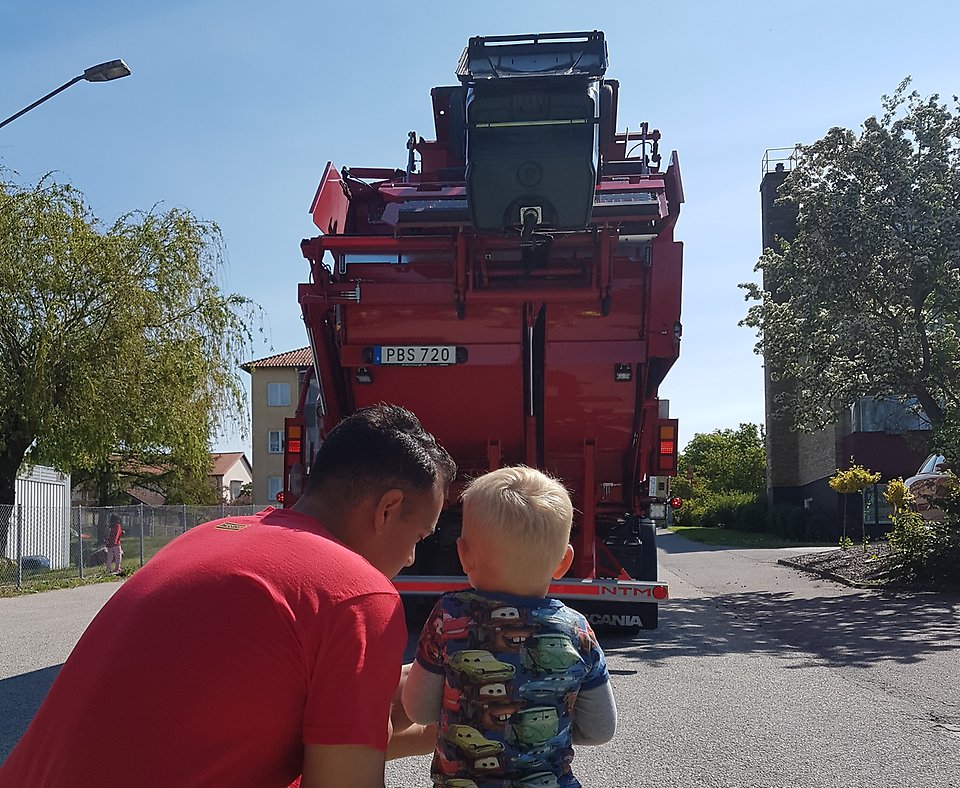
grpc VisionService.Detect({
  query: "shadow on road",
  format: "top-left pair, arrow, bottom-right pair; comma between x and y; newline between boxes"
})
654,530 -> 731,555
602,589 -> 960,669
0,665 -> 61,762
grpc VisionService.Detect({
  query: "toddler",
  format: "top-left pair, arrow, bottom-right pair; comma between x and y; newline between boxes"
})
402,466 -> 617,788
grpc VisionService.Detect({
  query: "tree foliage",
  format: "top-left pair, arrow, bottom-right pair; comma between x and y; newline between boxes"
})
741,79 -> 960,435
0,174 -> 260,524
829,459 -> 880,547
827,460 -> 881,496
674,423 -> 766,499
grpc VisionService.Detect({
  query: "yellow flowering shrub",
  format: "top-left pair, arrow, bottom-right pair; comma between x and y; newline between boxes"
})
828,460 -> 881,495
883,478 -> 915,514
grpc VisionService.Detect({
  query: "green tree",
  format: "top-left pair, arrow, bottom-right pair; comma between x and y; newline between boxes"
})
675,423 -> 766,499
233,481 -> 255,505
741,79 -> 960,438
70,456 -> 220,507
0,174 -> 259,542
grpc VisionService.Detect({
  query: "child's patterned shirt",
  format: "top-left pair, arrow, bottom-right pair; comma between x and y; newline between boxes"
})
414,588 -> 610,788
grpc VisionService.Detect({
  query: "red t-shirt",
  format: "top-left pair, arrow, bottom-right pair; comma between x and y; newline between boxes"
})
0,508 -> 406,788
106,522 -> 122,546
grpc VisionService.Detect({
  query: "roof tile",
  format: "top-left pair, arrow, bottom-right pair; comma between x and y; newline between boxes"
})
242,347 -> 313,370
210,452 -> 249,477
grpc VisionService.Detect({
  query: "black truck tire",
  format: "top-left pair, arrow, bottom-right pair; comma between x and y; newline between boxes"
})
636,517 -> 658,629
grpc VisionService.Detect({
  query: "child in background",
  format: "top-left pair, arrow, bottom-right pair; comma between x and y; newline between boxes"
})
105,514 -> 124,575
402,466 -> 617,788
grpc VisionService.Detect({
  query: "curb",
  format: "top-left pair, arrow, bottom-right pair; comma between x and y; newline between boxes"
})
776,557 -> 883,590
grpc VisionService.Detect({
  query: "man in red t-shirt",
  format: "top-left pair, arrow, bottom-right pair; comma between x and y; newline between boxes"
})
0,404 -> 456,788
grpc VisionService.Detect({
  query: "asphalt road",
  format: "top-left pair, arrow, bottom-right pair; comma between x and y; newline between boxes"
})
2,532 -> 958,788
0,582 -> 122,762
387,532 -> 960,788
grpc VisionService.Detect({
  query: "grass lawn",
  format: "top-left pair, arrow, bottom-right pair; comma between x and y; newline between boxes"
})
669,525 -> 833,549
0,535 -> 176,597
0,572 -> 123,597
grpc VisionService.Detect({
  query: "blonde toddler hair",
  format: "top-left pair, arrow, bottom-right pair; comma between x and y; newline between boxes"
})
460,466 -> 573,574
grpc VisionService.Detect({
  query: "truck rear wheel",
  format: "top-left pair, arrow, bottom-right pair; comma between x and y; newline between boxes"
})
635,518 -> 658,629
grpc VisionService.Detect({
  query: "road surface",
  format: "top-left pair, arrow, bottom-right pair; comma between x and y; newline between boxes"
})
2,532 -> 958,787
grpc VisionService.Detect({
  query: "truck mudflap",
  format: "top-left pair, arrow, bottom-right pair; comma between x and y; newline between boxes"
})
394,575 -> 668,631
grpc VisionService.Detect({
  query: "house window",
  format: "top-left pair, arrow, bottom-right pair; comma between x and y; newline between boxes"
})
268,476 -> 283,503
229,480 -> 242,501
267,382 -> 291,407
268,430 -> 284,454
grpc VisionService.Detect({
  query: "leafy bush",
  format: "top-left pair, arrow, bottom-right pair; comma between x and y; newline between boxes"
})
699,492 -> 756,529
885,508 -> 935,578
766,504 -> 829,543
675,491 -> 767,531
921,486 -> 959,588
672,498 -> 701,527
736,499 -> 769,533
676,492 -> 832,544
884,479 -> 960,589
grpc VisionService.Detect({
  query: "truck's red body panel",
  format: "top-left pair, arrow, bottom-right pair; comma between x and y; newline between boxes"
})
286,32 -> 681,627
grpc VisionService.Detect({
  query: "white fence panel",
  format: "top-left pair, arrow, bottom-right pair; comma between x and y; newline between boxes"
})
4,466 -> 72,570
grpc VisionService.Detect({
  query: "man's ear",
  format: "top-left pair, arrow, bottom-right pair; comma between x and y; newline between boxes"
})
373,488 -> 405,535
552,544 -> 574,579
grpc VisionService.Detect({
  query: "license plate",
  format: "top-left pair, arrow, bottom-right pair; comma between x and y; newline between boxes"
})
373,345 -> 457,366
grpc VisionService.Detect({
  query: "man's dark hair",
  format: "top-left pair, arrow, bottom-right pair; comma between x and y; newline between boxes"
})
305,403 -> 456,505
109,515 -> 122,526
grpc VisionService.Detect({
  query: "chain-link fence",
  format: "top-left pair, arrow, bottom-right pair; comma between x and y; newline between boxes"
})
1,503 -> 262,590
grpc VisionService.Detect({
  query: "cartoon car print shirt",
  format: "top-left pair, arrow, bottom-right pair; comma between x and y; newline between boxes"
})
409,589 -> 613,788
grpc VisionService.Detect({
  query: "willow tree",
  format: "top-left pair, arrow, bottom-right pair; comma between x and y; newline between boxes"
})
0,175 -> 258,541
741,80 -> 960,437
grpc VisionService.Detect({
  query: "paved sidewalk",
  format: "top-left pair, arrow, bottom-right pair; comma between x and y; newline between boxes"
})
0,582 -> 122,760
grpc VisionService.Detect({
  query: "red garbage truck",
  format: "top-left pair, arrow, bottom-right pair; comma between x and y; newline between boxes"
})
282,31 -> 683,630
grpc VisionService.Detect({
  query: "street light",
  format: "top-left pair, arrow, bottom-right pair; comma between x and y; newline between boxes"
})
0,59 -> 131,130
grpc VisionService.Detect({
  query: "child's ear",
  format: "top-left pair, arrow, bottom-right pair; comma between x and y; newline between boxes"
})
552,544 -> 574,579
456,536 -> 472,573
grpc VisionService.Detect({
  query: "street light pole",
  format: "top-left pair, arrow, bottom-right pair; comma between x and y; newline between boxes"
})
0,59 -> 131,130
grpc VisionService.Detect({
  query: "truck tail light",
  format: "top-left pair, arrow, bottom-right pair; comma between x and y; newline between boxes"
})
656,419 -> 679,475
283,417 -> 307,506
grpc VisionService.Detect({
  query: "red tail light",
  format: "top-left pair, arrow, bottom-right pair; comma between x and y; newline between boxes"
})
656,420 -> 679,475
283,417 -> 307,507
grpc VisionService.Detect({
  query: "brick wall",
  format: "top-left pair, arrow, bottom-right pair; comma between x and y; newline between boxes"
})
764,373 -> 799,491
797,422 -> 844,486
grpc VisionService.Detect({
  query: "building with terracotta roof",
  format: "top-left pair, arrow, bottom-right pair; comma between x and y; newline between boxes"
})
209,452 -> 253,503
242,347 -> 316,505
71,452 -> 253,506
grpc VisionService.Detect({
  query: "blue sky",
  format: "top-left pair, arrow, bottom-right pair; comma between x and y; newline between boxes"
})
2,1 -> 957,454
